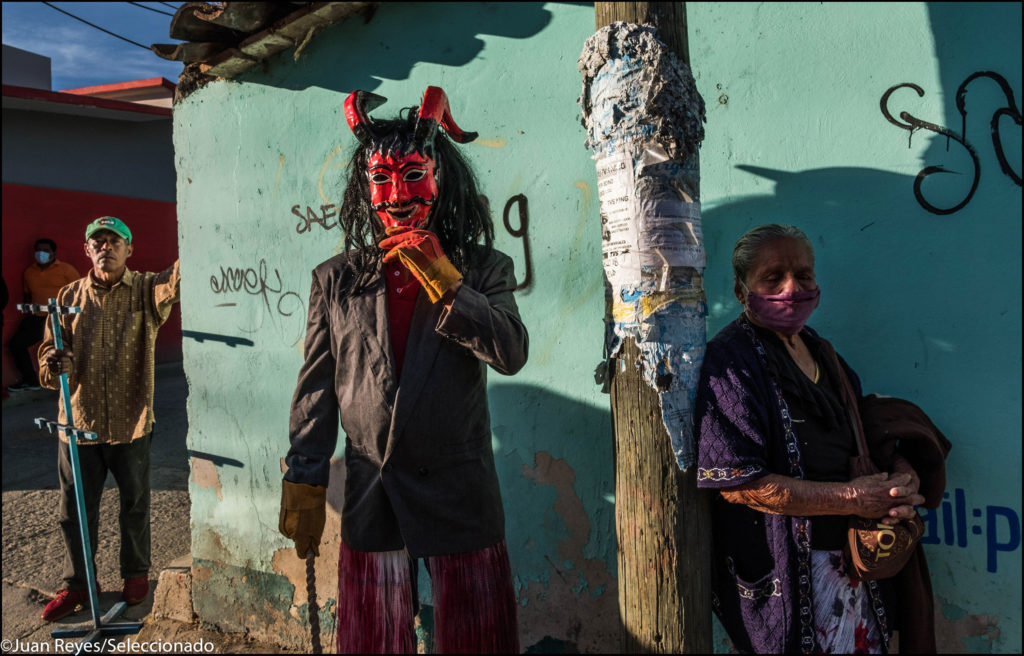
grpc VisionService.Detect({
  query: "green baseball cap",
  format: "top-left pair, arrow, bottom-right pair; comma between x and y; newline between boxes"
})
85,216 -> 132,244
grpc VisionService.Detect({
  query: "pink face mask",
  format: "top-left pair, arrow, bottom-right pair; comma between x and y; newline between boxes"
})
742,283 -> 821,335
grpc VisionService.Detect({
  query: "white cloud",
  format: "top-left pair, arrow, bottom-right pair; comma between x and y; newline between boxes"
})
3,4 -> 182,88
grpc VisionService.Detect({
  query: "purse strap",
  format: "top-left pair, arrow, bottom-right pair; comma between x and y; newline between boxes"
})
819,339 -> 870,459
820,339 -> 895,650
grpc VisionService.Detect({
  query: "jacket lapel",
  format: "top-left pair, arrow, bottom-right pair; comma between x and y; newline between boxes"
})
352,271 -> 398,411
385,290 -> 443,461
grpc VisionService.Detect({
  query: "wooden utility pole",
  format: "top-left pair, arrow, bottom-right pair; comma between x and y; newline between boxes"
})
595,3 -> 689,68
594,3 -> 712,653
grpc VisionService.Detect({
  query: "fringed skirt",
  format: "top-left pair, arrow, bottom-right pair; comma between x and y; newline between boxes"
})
336,540 -> 519,654
810,550 -> 883,654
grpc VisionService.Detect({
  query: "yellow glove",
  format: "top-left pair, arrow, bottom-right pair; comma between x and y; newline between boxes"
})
279,480 -> 326,558
379,227 -> 463,303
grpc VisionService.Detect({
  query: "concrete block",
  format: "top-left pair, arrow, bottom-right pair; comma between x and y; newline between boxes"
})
151,563 -> 195,623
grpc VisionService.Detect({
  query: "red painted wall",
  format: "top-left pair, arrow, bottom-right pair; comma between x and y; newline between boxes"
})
1,183 -> 181,388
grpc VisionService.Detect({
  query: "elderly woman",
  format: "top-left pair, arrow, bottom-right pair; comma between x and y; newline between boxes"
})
694,224 -> 925,654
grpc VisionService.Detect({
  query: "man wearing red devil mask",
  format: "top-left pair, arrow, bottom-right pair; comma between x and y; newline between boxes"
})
279,87 -> 528,654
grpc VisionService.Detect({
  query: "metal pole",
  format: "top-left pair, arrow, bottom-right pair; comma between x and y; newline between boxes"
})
49,298 -> 103,627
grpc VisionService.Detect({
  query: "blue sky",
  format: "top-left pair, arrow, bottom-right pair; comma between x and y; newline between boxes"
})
1,2 -> 186,90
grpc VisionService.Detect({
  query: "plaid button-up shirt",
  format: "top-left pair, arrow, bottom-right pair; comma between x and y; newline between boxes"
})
38,261 -> 181,444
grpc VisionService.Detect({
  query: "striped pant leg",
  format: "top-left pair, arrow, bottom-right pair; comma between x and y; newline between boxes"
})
426,540 -> 520,654
336,541 -> 416,654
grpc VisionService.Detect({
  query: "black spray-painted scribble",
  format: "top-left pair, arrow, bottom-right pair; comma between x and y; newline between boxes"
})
293,204 -> 339,233
503,194 -> 533,291
209,259 -> 303,318
881,71 -> 1021,215
956,72 -> 1022,187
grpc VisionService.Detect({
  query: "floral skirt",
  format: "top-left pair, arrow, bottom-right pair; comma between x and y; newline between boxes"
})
811,550 -> 883,654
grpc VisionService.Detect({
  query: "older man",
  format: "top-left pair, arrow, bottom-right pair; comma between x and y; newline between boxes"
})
37,216 -> 180,621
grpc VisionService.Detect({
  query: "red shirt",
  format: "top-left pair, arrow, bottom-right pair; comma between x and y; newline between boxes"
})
384,261 -> 421,380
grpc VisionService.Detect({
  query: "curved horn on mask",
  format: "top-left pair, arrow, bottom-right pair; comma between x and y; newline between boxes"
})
415,86 -> 478,148
344,90 -> 387,146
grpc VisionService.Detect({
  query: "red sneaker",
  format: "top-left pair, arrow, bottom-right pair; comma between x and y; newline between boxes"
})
41,585 -> 99,622
122,576 -> 149,605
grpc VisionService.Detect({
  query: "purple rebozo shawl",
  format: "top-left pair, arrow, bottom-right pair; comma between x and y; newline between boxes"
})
694,316 -> 893,654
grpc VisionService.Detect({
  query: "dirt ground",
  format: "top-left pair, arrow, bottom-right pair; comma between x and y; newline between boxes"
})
1,363 -> 295,654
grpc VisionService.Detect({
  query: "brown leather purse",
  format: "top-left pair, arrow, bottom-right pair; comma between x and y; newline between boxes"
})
825,342 -> 924,581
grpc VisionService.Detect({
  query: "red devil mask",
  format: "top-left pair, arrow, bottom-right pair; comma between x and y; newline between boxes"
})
345,87 -> 477,229
366,150 -> 438,229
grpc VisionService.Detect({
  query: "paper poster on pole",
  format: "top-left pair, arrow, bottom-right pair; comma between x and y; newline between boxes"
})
596,153 -> 639,287
637,199 -> 705,269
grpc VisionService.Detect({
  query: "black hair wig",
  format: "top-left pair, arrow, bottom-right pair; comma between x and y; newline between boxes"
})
336,107 -> 494,296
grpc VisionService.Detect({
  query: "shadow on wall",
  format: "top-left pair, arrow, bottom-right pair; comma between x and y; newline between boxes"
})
488,382 -> 613,473
924,1 -> 1022,189
241,2 -> 554,94
701,161 -> 1019,341
487,382 -> 620,654
702,164 -> 919,335
917,6 -> 1019,652
487,382 -> 614,562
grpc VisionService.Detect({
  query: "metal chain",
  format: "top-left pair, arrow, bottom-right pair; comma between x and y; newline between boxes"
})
741,317 -> 892,652
306,549 -> 322,655
741,317 -> 816,653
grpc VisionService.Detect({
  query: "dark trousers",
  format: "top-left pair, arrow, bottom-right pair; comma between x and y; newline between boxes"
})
58,434 -> 152,589
10,314 -> 46,384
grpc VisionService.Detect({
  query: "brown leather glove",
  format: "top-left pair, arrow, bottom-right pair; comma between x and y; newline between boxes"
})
279,480 -> 327,558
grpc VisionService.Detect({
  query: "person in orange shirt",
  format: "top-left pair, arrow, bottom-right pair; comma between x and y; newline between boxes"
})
6,238 -> 80,392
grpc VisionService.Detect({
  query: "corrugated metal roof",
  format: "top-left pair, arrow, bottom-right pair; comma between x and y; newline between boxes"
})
151,2 -> 376,103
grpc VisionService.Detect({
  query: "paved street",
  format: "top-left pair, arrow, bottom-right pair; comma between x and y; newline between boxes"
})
1,362 -> 291,653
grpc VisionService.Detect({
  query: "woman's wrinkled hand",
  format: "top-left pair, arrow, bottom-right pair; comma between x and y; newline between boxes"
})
848,472 -> 924,520
880,459 -> 923,525
879,502 -> 921,525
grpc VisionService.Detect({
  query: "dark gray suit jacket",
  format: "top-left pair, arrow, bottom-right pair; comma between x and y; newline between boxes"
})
284,246 -> 528,557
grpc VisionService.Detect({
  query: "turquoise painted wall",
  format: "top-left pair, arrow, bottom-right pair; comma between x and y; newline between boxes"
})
174,2 -> 1020,652
176,3 -> 615,651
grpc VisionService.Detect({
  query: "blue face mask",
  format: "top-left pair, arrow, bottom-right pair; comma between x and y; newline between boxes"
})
35,251 -> 53,265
